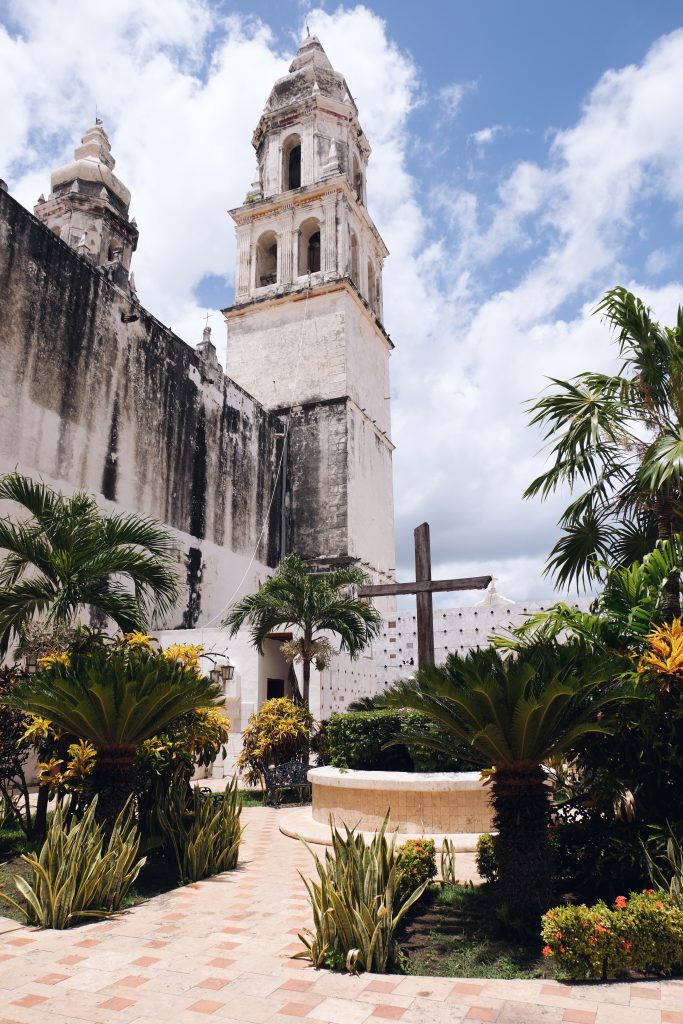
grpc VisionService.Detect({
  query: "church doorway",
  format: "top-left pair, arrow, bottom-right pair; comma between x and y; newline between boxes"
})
258,634 -> 298,706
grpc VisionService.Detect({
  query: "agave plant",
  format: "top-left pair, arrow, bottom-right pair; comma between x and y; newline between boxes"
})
2,645 -> 224,823
296,816 -> 429,974
157,777 -> 244,883
440,838 -> 458,885
0,797 -> 144,928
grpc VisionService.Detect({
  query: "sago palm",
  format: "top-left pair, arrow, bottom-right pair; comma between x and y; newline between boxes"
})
381,644 -> 632,925
0,473 -> 181,654
224,553 -> 382,704
2,645 -> 223,822
525,287 -> 683,618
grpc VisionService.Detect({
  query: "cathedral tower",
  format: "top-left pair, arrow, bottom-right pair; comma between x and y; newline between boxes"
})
34,120 -> 138,290
224,35 -> 395,585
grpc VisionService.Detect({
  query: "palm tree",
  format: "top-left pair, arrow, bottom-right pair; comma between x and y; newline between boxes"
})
2,645 -> 224,822
381,644 -> 632,926
494,535 -> 683,659
525,287 -> 683,618
224,554 -> 383,705
0,473 -> 181,654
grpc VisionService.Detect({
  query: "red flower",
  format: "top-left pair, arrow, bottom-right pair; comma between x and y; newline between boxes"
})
623,941 -> 632,952
656,901 -> 663,909
615,896 -> 628,908
559,945 -> 566,953
542,945 -> 553,958
642,888 -> 655,894
554,932 -> 563,940
595,924 -> 606,933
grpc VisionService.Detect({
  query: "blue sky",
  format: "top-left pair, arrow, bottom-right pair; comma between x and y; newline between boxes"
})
2,1 -> 683,602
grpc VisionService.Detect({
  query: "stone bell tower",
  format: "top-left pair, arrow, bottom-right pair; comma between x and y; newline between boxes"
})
34,119 -> 138,291
224,34 -> 395,585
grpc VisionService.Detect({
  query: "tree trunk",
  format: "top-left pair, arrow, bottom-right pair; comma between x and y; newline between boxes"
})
302,658 -> 311,706
33,783 -> 49,839
490,764 -> 553,930
656,493 -> 680,621
91,748 -> 137,829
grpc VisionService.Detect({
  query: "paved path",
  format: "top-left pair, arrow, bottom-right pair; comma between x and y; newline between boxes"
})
1,807 -> 682,1024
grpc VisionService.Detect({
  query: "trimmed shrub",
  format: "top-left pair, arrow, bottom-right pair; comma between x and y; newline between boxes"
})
541,891 -> 683,979
396,838 -> 437,902
324,710 -> 477,772
476,833 -> 497,884
238,698 -> 312,786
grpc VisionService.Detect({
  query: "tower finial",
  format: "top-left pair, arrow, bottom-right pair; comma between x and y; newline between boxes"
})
306,23 -> 310,37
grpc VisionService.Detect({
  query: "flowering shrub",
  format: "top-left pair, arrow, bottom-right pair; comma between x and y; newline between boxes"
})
541,891 -> 683,979
639,619 -> 683,689
237,698 -> 313,786
396,838 -> 436,902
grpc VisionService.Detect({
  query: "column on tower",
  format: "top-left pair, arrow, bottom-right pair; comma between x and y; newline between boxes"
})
235,226 -> 252,300
322,194 -> 337,275
280,207 -> 294,285
301,119 -> 315,186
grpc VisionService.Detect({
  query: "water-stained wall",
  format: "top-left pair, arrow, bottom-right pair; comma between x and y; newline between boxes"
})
0,189 -> 283,627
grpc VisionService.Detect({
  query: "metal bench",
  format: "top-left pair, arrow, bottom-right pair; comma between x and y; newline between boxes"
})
262,760 -> 311,807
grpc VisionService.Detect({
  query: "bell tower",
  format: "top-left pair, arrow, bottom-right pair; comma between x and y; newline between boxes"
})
224,35 -> 395,586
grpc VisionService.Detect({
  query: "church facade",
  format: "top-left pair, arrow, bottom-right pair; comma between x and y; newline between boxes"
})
0,36 -> 396,724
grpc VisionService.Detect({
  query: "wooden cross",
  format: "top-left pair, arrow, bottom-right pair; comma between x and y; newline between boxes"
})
359,523 -> 492,669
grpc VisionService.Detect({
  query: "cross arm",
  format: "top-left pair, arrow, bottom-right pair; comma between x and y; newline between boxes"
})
358,575 -> 492,598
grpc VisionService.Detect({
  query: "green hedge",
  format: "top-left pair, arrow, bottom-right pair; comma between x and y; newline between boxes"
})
321,710 -> 478,772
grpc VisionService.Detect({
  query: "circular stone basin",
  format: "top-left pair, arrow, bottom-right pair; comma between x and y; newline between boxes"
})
309,766 -> 494,836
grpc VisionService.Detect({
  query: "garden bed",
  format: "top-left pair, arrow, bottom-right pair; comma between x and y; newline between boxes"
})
397,883 -> 555,980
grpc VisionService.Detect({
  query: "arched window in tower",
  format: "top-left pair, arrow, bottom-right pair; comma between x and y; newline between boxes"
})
282,134 -> 302,191
349,230 -> 359,287
353,154 -> 364,205
256,230 -> 278,287
298,217 -> 322,276
367,259 -> 376,311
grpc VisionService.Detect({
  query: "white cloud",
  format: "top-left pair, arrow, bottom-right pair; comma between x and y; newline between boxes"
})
469,124 -> 503,147
438,80 -> 477,120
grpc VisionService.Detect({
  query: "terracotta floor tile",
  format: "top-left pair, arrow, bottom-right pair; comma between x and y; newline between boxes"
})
35,973 -> 69,985
563,1012 -> 596,1023
629,987 -> 660,1000
277,979 -> 314,992
11,995 -> 48,1007
466,1009 -> 499,1023
452,982 -> 485,996
371,1007 -> 406,1020
278,1002 -> 316,1017
662,1015 -> 683,1024
186,999 -> 225,1015
115,974 -> 149,988
98,996 -> 137,1010
195,977 -> 231,990
131,955 -> 161,967
58,955 -> 86,966
366,982 -> 399,994
206,957 -> 235,968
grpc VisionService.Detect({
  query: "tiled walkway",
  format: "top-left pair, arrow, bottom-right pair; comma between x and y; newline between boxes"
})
1,807 -> 681,1024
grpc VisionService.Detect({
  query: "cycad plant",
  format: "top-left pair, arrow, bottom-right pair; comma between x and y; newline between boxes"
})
2,645 -> 224,823
0,472 -> 180,655
525,288 -> 683,618
296,817 -> 429,973
381,644 -> 633,926
225,553 -> 382,704
0,797 -> 144,928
